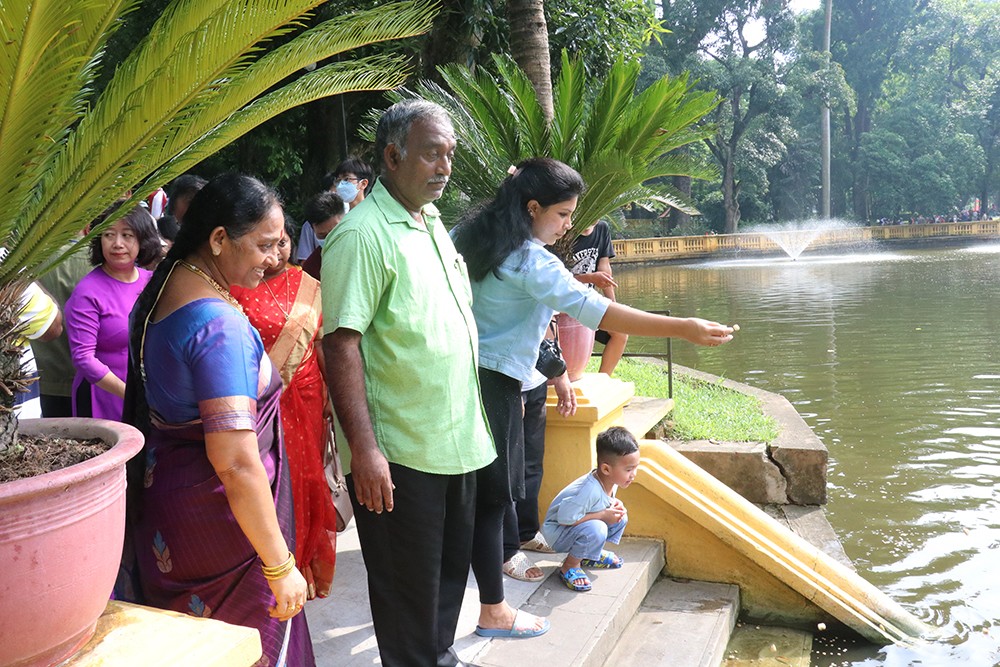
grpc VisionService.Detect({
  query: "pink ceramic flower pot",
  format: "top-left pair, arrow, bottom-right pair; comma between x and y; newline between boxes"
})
0,418 -> 144,667
556,313 -> 596,382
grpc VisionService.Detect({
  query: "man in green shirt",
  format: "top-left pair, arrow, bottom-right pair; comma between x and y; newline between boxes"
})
321,100 -> 495,667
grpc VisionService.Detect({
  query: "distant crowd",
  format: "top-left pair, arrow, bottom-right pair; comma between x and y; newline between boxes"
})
875,207 -> 998,226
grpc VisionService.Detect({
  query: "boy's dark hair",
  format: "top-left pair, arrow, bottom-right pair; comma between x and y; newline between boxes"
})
596,426 -> 639,463
156,215 -> 179,241
304,191 -> 345,224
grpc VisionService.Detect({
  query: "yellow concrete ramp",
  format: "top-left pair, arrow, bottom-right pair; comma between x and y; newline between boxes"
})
621,439 -> 932,645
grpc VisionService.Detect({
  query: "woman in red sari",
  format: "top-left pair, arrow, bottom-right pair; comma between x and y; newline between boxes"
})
232,227 -> 338,599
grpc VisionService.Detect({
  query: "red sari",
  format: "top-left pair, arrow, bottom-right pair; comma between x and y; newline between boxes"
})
232,266 -> 338,598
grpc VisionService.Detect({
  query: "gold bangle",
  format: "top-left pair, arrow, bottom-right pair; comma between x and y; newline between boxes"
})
261,552 -> 295,580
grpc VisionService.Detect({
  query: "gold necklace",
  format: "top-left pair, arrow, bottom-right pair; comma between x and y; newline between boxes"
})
262,270 -> 291,321
180,260 -> 244,313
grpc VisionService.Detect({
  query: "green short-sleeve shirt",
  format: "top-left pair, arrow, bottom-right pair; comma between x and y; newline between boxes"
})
321,179 -> 496,475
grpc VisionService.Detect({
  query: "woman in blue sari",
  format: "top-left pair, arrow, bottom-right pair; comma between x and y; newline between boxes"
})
121,174 -> 314,666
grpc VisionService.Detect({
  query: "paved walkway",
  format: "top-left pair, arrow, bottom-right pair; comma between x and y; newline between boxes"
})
305,520 -> 559,666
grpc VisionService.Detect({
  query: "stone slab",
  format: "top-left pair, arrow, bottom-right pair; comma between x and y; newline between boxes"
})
673,440 -> 788,504
603,579 -> 740,667
622,395 -> 674,439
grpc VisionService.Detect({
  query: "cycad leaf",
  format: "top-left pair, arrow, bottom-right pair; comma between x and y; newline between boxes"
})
0,0 -> 437,282
0,0 -> 136,235
137,56 -> 417,208
582,57 -> 641,159
491,54 -> 548,156
439,63 -> 521,161
550,52 -> 586,164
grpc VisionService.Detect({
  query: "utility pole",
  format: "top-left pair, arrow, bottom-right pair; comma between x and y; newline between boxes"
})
821,0 -> 832,219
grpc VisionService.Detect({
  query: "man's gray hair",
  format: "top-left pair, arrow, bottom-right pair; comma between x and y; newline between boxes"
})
375,99 -> 453,171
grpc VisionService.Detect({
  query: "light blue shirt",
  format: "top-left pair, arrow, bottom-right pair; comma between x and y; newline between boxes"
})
541,470 -> 612,544
466,239 -> 610,383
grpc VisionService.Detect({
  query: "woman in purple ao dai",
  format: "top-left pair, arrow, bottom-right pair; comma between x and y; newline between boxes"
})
65,205 -> 161,420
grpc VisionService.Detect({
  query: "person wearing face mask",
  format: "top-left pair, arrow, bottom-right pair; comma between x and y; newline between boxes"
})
297,157 -> 373,262
332,156 -> 372,209
300,191 -> 345,280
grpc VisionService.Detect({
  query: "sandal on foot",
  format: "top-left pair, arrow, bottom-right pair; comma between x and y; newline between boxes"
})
559,567 -> 591,592
502,551 -> 544,582
520,532 -> 556,554
580,550 -> 623,569
475,609 -> 550,638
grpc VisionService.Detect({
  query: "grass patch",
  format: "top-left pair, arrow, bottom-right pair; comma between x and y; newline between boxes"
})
585,357 -> 779,443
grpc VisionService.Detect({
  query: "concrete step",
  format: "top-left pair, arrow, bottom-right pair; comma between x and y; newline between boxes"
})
470,538 -> 664,667
622,395 -> 674,439
601,578 -> 740,667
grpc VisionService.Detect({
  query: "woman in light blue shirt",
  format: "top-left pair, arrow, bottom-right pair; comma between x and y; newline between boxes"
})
451,157 -> 736,637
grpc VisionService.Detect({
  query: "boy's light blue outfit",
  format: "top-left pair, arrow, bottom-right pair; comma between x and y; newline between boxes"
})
542,471 -> 627,560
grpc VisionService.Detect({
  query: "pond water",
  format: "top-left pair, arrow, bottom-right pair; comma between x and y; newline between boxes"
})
614,243 -> 1000,666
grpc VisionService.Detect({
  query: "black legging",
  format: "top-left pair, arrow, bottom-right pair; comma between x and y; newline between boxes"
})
472,368 -> 524,605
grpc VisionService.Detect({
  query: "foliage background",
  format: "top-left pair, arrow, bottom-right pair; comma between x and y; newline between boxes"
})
98,0 -> 1000,231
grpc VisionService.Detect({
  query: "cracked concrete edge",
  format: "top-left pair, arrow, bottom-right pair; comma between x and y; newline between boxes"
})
632,359 -> 828,506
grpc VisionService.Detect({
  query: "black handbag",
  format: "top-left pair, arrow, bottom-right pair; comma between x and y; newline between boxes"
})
535,319 -> 567,379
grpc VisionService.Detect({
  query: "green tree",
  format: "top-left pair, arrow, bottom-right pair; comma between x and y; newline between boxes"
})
895,0 -> 1000,213
689,0 -> 800,232
400,52 -> 717,250
0,0 -> 436,443
831,0 -> 929,220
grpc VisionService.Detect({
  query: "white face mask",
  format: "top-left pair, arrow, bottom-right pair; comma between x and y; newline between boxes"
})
336,180 -> 359,203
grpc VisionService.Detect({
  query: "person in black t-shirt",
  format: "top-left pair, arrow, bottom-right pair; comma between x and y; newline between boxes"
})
567,220 -> 628,375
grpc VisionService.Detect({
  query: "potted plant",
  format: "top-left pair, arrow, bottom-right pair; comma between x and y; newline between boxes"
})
0,1 -> 435,665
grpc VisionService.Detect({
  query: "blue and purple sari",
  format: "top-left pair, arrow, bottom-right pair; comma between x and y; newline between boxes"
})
121,298 -> 314,667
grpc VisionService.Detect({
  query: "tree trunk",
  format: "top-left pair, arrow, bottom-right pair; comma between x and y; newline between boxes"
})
0,410 -> 15,452
422,0 -> 484,82
507,0 -> 553,121
665,175 -> 692,234
850,100 -> 873,221
722,156 -> 741,234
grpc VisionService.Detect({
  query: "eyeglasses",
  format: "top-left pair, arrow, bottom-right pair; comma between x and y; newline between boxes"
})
339,176 -> 360,183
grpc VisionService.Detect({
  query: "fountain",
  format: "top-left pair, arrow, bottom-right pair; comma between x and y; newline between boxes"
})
751,219 -> 853,260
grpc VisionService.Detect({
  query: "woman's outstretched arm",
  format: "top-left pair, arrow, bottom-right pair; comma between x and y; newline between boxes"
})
599,303 -> 735,347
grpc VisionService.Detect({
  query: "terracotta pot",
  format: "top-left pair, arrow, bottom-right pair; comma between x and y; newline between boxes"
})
0,418 -> 144,667
556,313 -> 596,382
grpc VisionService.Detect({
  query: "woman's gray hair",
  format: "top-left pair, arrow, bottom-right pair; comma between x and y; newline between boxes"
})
375,99 -> 452,169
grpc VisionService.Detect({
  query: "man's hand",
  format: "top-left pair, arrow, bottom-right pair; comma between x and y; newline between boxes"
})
350,447 -> 395,514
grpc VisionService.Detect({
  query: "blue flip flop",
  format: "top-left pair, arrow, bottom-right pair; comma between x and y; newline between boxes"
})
559,567 -> 592,592
580,550 -> 623,569
475,609 -> 551,638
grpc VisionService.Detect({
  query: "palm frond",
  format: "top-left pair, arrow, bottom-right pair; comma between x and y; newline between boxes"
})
0,0 -> 437,282
417,50 -> 716,242
134,56 -> 418,207
582,58 -> 642,159
491,54 -> 548,156
0,0 -> 137,234
550,52 -> 586,164
439,63 -> 522,162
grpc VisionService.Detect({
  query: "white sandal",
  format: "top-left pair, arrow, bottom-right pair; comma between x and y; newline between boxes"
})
520,532 -> 555,554
502,551 -> 544,582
